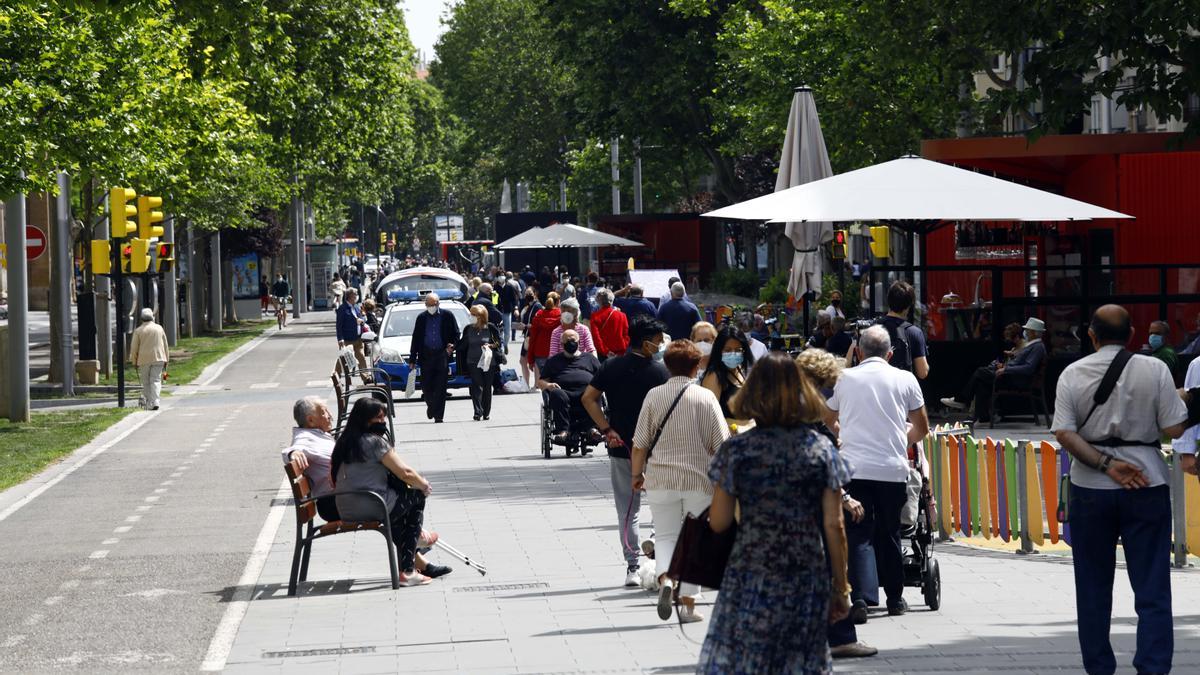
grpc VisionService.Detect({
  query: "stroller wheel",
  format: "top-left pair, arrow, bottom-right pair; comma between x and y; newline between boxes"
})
923,557 -> 941,611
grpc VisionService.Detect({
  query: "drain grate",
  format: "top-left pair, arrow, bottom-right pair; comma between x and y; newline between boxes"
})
263,646 -> 376,659
453,581 -> 549,593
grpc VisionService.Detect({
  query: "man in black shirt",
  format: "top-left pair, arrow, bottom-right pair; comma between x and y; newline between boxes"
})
583,315 -> 670,587
879,281 -> 929,379
537,329 -> 601,442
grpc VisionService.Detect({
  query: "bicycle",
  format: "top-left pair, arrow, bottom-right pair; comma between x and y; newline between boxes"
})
273,296 -> 288,329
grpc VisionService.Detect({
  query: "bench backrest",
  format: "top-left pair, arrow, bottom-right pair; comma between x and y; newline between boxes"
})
284,458 -> 318,526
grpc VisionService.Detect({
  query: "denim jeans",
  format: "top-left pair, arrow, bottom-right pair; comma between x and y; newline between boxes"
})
1070,483 -> 1172,675
609,457 -> 641,569
844,479 -> 907,607
501,312 -> 512,352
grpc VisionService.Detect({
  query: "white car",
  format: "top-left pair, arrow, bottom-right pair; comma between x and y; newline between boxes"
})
374,300 -> 473,390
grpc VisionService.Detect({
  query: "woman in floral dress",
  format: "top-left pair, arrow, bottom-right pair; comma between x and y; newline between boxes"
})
698,352 -> 853,674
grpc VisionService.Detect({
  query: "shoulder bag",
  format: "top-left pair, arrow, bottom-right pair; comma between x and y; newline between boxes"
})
1058,349 -> 1132,523
667,507 -> 736,590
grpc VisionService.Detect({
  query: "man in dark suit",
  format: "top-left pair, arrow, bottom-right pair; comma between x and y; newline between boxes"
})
409,292 -> 461,423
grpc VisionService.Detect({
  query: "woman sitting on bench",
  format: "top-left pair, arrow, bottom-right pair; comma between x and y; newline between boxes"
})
331,398 -> 444,586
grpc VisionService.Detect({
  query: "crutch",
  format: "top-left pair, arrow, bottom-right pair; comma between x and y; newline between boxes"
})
434,539 -> 488,576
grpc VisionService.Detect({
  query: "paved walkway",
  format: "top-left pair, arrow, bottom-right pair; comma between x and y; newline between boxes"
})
223,356 -> 1200,674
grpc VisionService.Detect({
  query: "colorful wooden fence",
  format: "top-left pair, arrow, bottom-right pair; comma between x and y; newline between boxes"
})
924,425 -> 1197,564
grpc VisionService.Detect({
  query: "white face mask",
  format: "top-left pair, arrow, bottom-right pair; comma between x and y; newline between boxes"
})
696,341 -> 713,357
561,312 -> 575,325
426,306 -> 438,315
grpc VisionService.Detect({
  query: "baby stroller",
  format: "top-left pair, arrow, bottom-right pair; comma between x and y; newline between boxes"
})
901,441 -> 941,610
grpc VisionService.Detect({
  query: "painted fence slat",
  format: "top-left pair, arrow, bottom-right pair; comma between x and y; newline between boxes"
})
1041,441 -> 1060,544
978,438 -> 992,539
966,436 -> 980,535
949,436 -> 961,533
1005,439 -> 1020,535
1025,442 -> 1045,547
1186,475 -> 1200,556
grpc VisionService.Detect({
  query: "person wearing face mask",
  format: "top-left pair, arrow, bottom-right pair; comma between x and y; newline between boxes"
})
537,328 -> 602,444
330,398 -> 441,587
1144,320 -> 1177,375
548,298 -> 598,358
590,288 -> 629,360
583,316 -> 670,587
702,326 -> 756,422
409,293 -> 462,424
460,305 -> 503,421
690,321 -> 717,374
823,290 -> 846,320
941,317 -> 1046,423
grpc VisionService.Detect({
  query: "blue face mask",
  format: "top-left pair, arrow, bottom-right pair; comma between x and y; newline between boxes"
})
1148,334 -> 1164,350
652,340 -> 666,361
721,351 -> 744,369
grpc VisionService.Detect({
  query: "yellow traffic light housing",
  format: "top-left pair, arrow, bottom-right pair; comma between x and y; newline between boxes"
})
155,242 -> 174,273
130,238 -> 150,273
91,240 -> 112,274
869,225 -> 891,259
831,229 -> 848,260
137,195 -> 164,240
111,187 -> 137,238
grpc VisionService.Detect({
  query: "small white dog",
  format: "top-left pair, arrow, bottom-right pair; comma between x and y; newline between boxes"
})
636,559 -> 659,592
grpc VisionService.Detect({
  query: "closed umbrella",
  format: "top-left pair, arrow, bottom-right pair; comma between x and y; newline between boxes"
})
500,179 -> 512,214
777,86 -> 835,300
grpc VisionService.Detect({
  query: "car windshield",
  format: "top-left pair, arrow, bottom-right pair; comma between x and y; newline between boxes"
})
377,275 -> 464,301
383,305 -> 471,337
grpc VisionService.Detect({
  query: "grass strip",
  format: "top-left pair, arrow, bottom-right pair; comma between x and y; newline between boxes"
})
0,407 -> 133,492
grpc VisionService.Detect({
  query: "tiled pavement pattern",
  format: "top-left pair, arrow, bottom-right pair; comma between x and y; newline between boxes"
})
222,347 -> 1200,674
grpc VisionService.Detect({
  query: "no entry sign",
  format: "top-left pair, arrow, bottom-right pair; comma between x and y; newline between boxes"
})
26,224 -> 46,260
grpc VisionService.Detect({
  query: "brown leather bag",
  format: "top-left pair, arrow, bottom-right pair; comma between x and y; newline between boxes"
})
666,507 -> 737,590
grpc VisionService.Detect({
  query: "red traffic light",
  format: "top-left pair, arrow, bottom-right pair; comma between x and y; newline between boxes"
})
834,230 -> 846,245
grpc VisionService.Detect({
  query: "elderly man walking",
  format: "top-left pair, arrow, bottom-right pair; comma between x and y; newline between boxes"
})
1053,305 -> 1189,675
409,293 -> 461,424
130,308 -> 169,410
825,325 -> 929,618
656,281 -> 702,342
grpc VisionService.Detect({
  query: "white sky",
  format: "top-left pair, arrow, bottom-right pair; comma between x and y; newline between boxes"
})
403,0 -> 453,65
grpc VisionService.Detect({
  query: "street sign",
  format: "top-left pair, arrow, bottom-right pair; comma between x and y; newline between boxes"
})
26,224 -> 47,260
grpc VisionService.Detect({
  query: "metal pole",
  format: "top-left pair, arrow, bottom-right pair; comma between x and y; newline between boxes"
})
633,139 -> 643,214
5,180 -> 31,421
1099,56 -> 1112,134
610,137 -> 620,214
113,231 -> 126,409
1171,454 -> 1189,567
96,194 -> 112,376
208,230 -> 222,332
292,193 -> 304,319
162,214 -> 178,345
52,172 -> 75,397
185,223 -> 200,338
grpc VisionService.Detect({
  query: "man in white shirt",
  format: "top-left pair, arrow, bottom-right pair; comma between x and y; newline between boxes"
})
1052,305 -> 1189,675
825,325 -> 929,619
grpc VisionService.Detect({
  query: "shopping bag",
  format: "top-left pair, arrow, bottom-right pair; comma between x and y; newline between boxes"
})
478,346 -> 493,372
404,370 -> 417,398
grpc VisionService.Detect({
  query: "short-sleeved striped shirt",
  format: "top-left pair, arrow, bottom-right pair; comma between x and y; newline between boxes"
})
634,376 -> 730,493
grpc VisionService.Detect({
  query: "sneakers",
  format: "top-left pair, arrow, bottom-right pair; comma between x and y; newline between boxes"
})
850,600 -> 868,625
624,566 -> 640,588
397,571 -> 432,587
677,604 -> 704,623
417,530 -> 439,548
940,397 -> 966,411
421,564 -> 453,579
831,642 -> 879,659
887,598 -> 908,616
657,579 -> 675,620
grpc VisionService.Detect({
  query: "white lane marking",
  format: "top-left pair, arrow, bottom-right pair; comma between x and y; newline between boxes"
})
169,473 -> 182,478
88,550 -> 109,559
153,488 -> 167,494
144,496 -> 160,503
160,480 -> 174,486
44,596 -> 63,606
59,580 -> 80,591
102,538 -> 119,545
0,410 -> 162,523
123,588 -> 187,600
113,526 -> 132,534
1,635 -> 26,648
76,566 -> 91,574
125,515 -> 141,523
22,614 -> 42,626
305,380 -> 328,388
199,479 -> 290,672
135,505 -> 152,512
248,382 -> 279,389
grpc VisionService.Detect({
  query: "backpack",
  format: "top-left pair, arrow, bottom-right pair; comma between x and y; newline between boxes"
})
877,316 -> 914,371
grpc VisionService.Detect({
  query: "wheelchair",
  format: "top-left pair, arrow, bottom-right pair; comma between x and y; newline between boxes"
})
539,389 -> 604,459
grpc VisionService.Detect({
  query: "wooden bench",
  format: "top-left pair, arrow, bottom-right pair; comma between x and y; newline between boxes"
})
284,457 -> 399,596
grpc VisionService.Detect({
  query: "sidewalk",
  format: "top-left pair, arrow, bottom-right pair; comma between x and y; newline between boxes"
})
222,382 -> 1200,674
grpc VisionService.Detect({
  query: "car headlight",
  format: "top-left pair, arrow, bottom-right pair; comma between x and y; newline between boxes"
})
378,348 -> 403,363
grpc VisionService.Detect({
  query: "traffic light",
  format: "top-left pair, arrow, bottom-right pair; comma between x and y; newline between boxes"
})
91,240 -> 111,274
137,195 -> 164,239
130,237 -> 151,271
155,242 -> 174,273
831,229 -> 848,260
111,187 -> 137,238
869,225 -> 891,259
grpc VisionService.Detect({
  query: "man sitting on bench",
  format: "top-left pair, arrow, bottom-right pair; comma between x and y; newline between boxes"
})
941,317 -> 1047,423
283,396 -> 451,578
536,329 -> 602,444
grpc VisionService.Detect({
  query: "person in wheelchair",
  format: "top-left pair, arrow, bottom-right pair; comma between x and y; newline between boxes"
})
536,328 -> 602,444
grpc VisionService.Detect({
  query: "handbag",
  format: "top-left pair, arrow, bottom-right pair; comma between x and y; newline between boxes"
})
666,507 -> 737,590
